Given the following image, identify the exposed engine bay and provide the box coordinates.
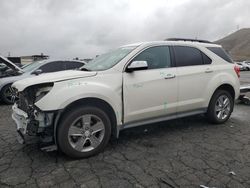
[0,69,21,78]
[12,83,57,150]
[0,55,23,78]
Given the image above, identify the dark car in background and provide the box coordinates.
[0,56,86,104]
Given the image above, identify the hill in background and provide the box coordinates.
[215,28,250,61]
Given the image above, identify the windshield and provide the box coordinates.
[82,46,137,71]
[22,60,45,72]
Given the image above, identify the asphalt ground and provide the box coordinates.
[0,71,249,188]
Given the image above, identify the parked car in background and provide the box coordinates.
[11,39,240,158]
[235,62,245,71]
[0,63,8,73]
[0,61,22,73]
[242,61,250,71]
[0,56,85,104]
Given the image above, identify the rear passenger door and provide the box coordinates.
[123,46,178,123]
[173,46,213,113]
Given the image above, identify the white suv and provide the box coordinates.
[12,39,240,158]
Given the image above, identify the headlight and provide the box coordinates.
[34,83,54,102]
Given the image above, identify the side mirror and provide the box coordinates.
[32,69,42,75]
[126,61,148,72]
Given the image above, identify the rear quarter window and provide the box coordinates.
[207,47,233,63]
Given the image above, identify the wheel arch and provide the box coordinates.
[213,84,235,99]
[54,97,118,145]
[208,83,235,108]
[0,82,12,93]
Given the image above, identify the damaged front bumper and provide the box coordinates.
[12,103,57,150]
[12,104,28,144]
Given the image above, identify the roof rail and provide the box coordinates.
[165,38,212,44]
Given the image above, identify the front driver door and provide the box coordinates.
[123,46,178,123]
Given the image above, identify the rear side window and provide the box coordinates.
[207,47,233,63]
[174,46,204,67]
[202,53,212,65]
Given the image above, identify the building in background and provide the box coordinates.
[83,58,92,63]
[73,57,92,63]
[20,53,49,65]
[5,53,49,65]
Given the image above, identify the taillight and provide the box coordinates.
[234,65,240,78]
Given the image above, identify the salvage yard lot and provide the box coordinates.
[0,72,250,188]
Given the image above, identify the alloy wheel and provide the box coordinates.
[215,95,231,120]
[68,114,105,152]
[3,86,16,104]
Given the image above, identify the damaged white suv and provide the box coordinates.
[12,39,240,158]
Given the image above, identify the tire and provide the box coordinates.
[206,90,234,124]
[0,84,15,105]
[57,106,111,158]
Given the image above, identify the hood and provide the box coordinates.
[12,70,97,91]
[0,55,23,72]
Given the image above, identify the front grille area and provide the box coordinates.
[17,92,29,113]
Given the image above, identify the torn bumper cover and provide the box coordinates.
[12,103,56,150]
[12,104,28,144]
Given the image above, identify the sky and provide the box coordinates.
[0,0,250,59]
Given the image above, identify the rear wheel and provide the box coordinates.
[206,90,233,124]
[57,106,111,158]
[0,84,15,104]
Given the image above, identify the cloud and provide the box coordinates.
[0,0,249,59]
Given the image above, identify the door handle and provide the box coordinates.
[164,74,176,79]
[205,68,213,73]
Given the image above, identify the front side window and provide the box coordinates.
[82,46,137,71]
[132,46,171,69]
[174,46,204,67]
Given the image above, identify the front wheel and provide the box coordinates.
[206,90,234,124]
[57,106,111,158]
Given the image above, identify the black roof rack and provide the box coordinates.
[165,38,212,44]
